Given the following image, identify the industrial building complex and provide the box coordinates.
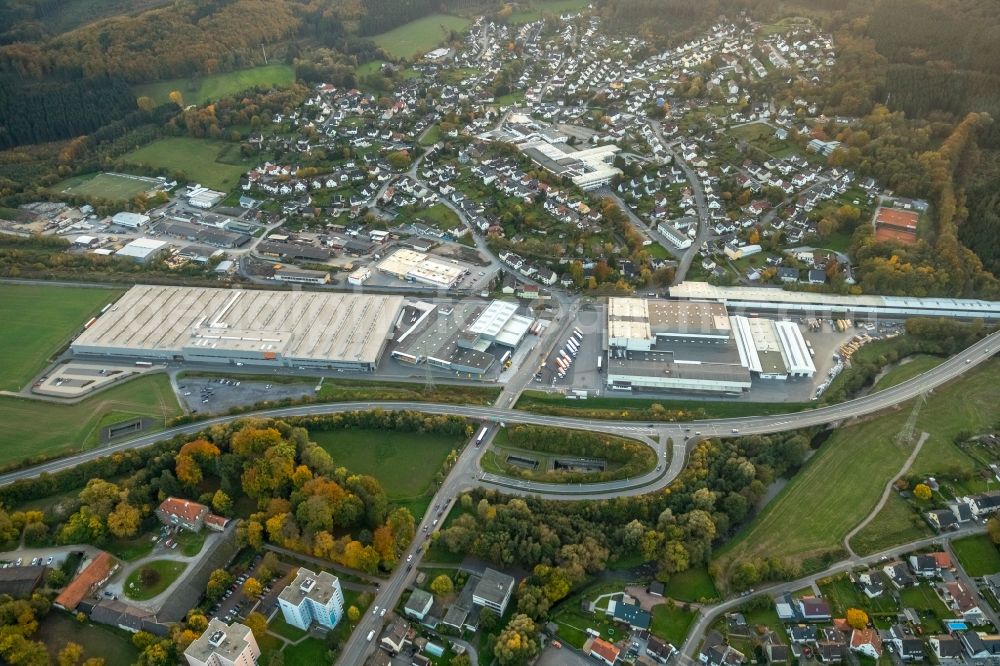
[71,285,403,371]
[391,299,537,377]
[669,282,1000,320]
[604,296,817,393]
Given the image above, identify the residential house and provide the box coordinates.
[958,630,1000,659]
[379,618,411,655]
[155,497,227,533]
[472,568,515,615]
[700,631,745,666]
[883,562,916,588]
[930,634,963,661]
[909,554,940,578]
[939,581,986,625]
[645,637,675,663]
[798,596,832,622]
[967,491,1000,518]
[857,572,885,598]
[588,637,620,665]
[609,599,651,630]
[888,624,924,661]
[927,509,958,530]
[850,627,882,659]
[404,589,433,622]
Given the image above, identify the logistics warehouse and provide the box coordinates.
[604,297,816,394]
[71,285,403,371]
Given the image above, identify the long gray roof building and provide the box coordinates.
[72,285,403,371]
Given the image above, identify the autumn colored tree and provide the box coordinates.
[988,516,1000,545]
[211,490,232,515]
[846,608,869,630]
[243,577,263,598]
[430,574,454,597]
[347,605,360,623]
[493,614,539,665]
[57,642,84,666]
[205,569,233,603]
[913,483,932,500]
[242,612,267,642]
[168,90,184,108]
[107,501,141,538]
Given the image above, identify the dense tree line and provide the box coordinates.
[0,75,136,150]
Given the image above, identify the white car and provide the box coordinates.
[406,554,413,563]
[379,608,387,617]
[372,605,379,615]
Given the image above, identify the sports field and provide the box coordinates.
[54,172,159,201]
[372,15,471,59]
[713,359,1000,584]
[121,137,252,191]
[0,284,122,391]
[133,64,296,106]
[309,428,463,500]
[0,374,181,470]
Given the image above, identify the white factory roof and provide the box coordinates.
[116,238,167,259]
[72,285,403,365]
[111,211,150,227]
[773,320,816,375]
[376,248,464,288]
[467,300,533,348]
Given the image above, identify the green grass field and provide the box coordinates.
[372,15,471,59]
[506,0,591,23]
[53,172,159,201]
[124,560,187,600]
[951,534,1000,576]
[651,604,698,645]
[133,64,296,106]
[268,614,308,641]
[0,284,122,391]
[849,493,931,556]
[121,137,253,191]
[873,355,945,391]
[309,428,463,501]
[0,374,181,470]
[36,612,140,666]
[666,567,719,602]
[714,359,1000,585]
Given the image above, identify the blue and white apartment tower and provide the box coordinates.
[277,567,345,630]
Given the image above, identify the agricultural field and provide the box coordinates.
[372,15,471,59]
[0,284,122,391]
[714,359,1000,584]
[951,534,1000,576]
[309,428,463,502]
[0,374,181,470]
[120,137,253,191]
[133,64,296,106]
[52,172,160,202]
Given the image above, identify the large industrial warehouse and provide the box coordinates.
[71,285,403,371]
[605,297,752,394]
[605,297,817,393]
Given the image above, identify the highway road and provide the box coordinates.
[2,330,997,492]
